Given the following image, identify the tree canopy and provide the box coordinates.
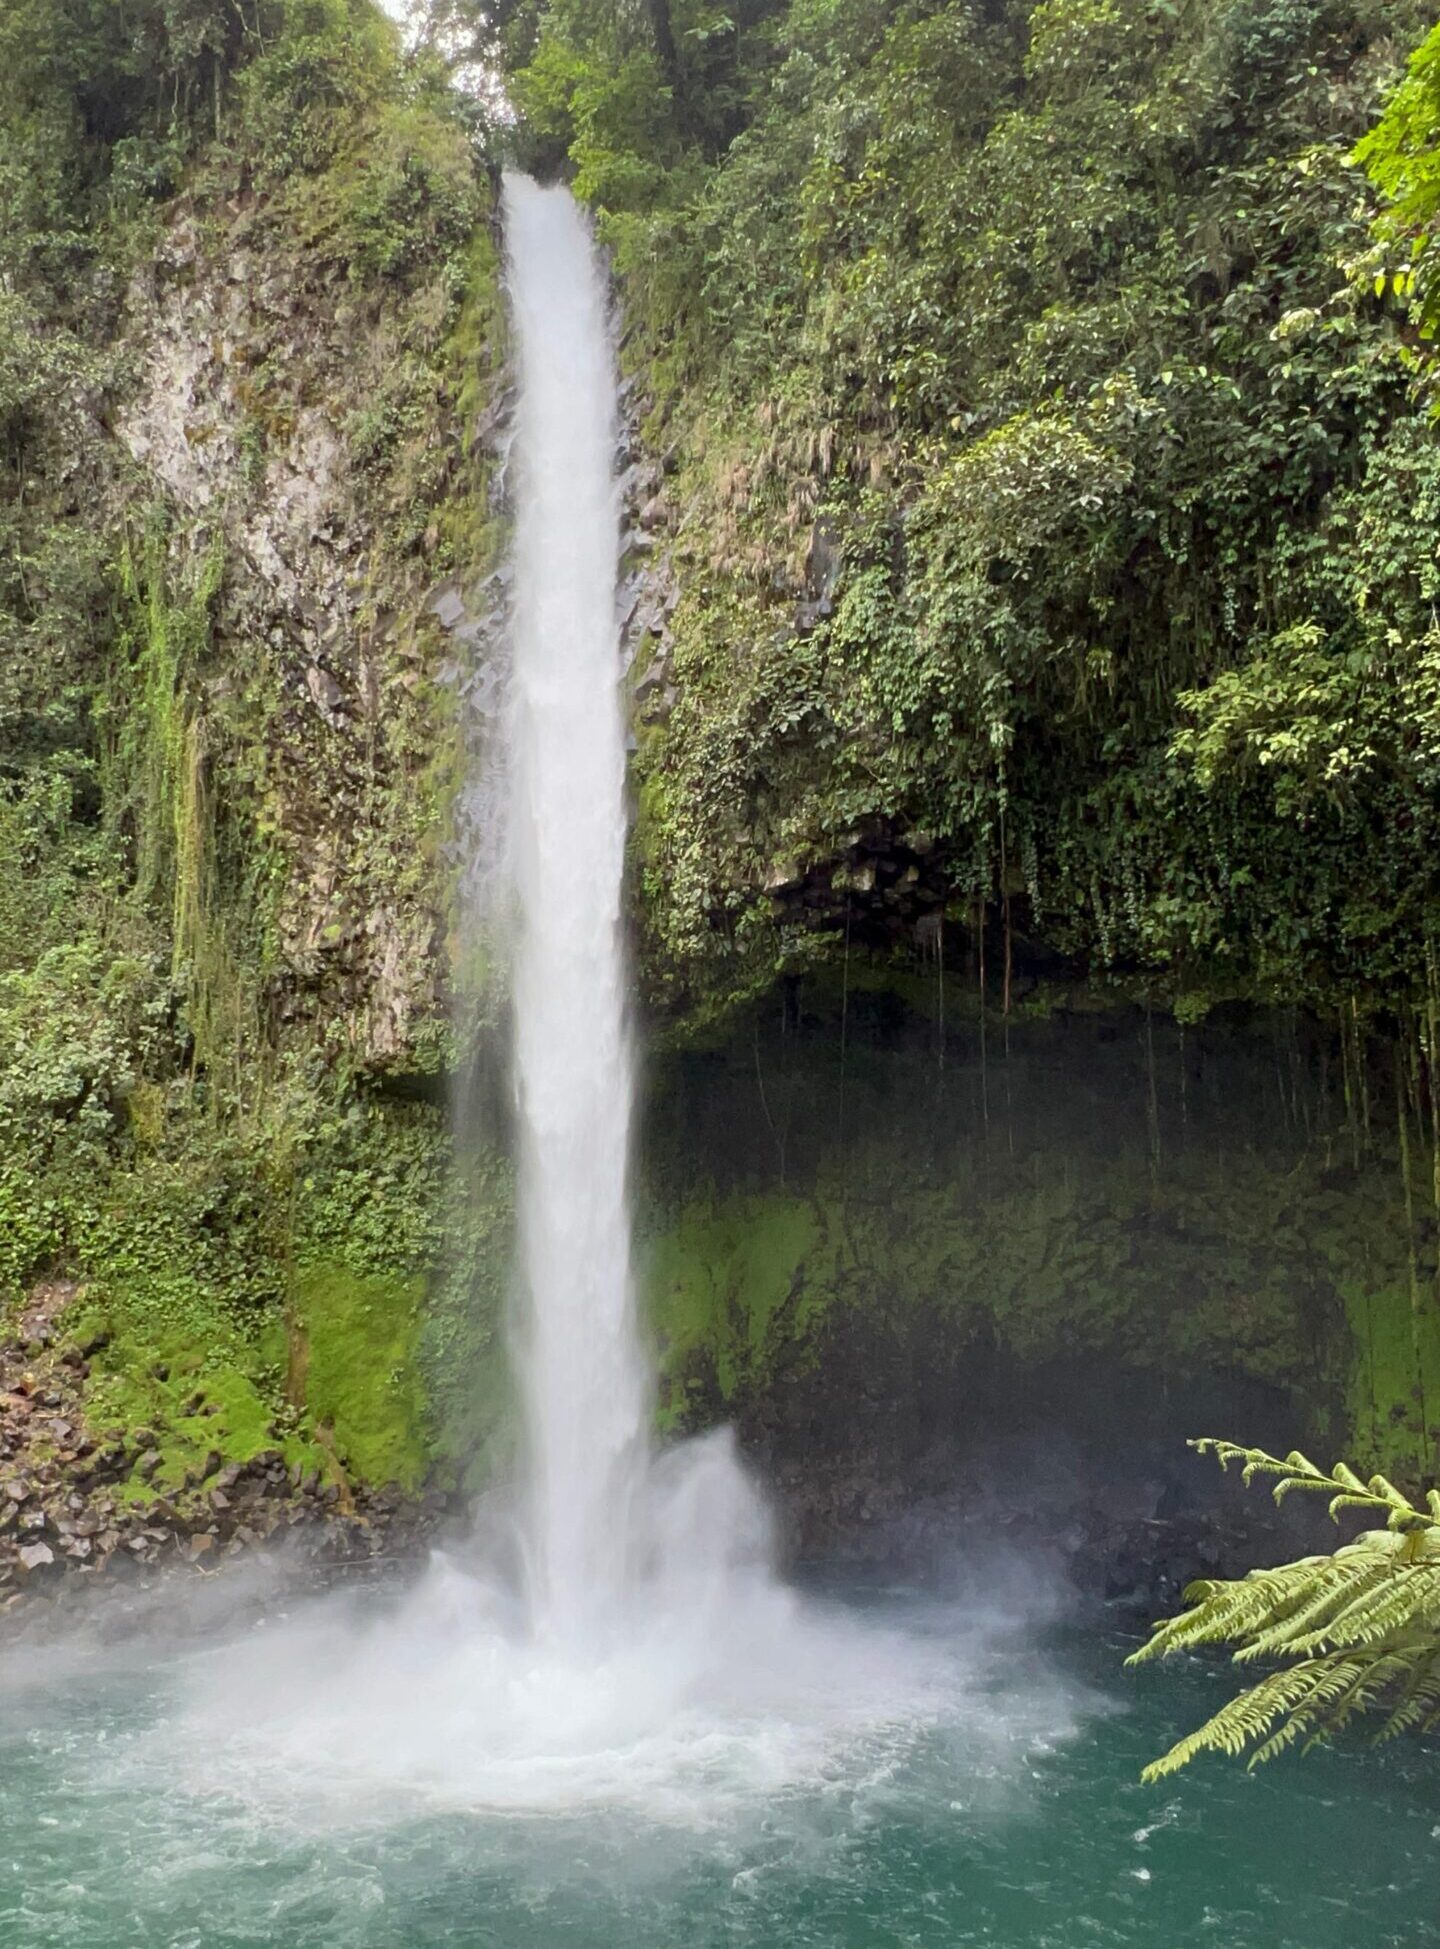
[1354,18,1440,342]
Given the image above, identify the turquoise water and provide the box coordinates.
[2,1586,1435,1949]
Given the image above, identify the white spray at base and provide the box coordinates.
[143,177,1082,1825]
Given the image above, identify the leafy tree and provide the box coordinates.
[1131,1440,1440,1777]
[506,0,787,180]
[1354,20,1440,339]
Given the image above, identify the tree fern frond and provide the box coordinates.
[1185,1439,1437,1527]
[1284,1565,1440,1658]
[1142,1648,1428,1782]
[1377,1649,1440,1740]
[1246,1655,1375,1767]
[1130,1560,1328,1664]
[1237,1556,1399,1661]
[1129,1548,1399,1668]
[1141,1662,1336,1781]
[1136,1438,1440,1777]
[1305,1651,1413,1746]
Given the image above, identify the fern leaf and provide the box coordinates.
[1141,1663,1330,1781]
[1368,1474,1410,1509]
[1238,1557,1397,1661]
[1135,1436,1440,1777]
[1285,1566,1440,1658]
[1377,1649,1440,1740]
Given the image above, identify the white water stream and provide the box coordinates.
[504,172,778,1651]
[505,173,653,1639]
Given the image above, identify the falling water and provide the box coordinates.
[505,173,647,1635]
[501,176,813,1659]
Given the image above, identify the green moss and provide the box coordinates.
[1336,1267,1440,1482]
[0,0,515,1507]
[67,1294,313,1498]
[641,1159,1354,1438]
[643,1192,827,1416]
[417,1143,515,1489]
[294,1263,429,1489]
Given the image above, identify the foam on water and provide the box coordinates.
[7,1621,1434,1949]
[148,1557,1074,1829]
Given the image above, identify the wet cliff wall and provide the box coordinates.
[0,1,509,1506]
[640,981,1440,1532]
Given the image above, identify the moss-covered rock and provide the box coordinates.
[638,977,1440,1487]
[292,1264,429,1488]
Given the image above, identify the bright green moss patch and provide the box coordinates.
[1338,1270,1440,1484]
[294,1264,429,1490]
[642,1158,1357,1444]
[643,1193,827,1416]
[64,1290,324,1498]
[416,1143,516,1492]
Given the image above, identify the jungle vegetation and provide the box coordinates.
[0,0,505,1493]
[481,0,1440,1032]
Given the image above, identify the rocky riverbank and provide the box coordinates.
[0,1286,447,1624]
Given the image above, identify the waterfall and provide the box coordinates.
[163,178,963,1821]
[497,174,778,1651]
[504,175,647,1637]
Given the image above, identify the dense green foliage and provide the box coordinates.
[1132,1439,1440,1775]
[1354,19,1440,342]
[496,0,1440,1027]
[0,0,504,1491]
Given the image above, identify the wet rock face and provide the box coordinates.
[109,194,478,1071]
[760,817,965,952]
[618,389,681,731]
[0,1284,449,1625]
[119,218,361,637]
[761,1435,1340,1633]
